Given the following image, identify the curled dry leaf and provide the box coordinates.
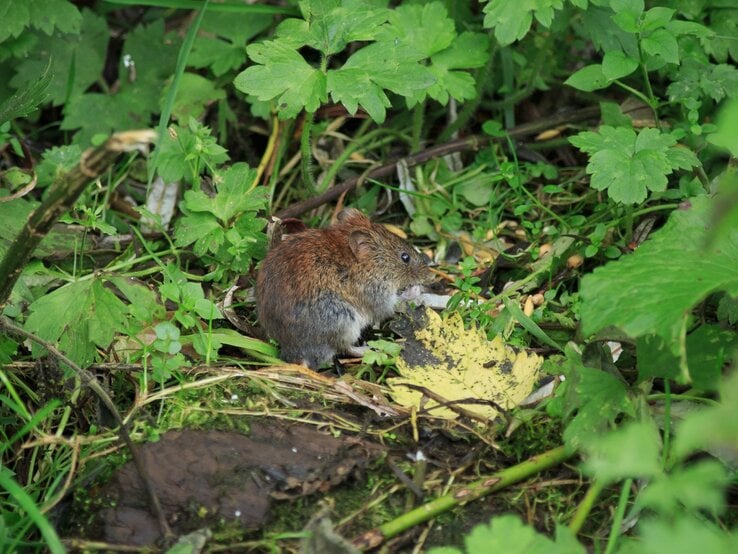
[387,306,542,422]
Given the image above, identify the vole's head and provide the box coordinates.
[337,208,434,291]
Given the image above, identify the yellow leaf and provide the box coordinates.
[387,307,542,422]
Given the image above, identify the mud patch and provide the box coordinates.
[99,422,383,546]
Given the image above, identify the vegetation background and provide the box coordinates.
[0,0,736,552]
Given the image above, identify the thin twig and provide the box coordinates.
[275,106,601,219]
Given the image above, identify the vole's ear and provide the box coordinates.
[337,208,370,227]
[348,229,373,260]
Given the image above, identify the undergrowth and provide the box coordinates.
[0,0,737,552]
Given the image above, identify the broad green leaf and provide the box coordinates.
[673,371,738,462]
[625,517,738,554]
[640,7,674,33]
[483,0,565,46]
[235,40,326,118]
[0,0,81,42]
[190,10,272,75]
[60,93,141,144]
[638,460,729,516]
[420,31,489,105]
[602,50,638,81]
[166,73,226,122]
[610,0,644,19]
[708,99,738,157]
[462,515,584,554]
[291,0,389,55]
[60,19,180,144]
[182,163,264,223]
[34,145,82,188]
[641,28,679,64]
[174,212,224,254]
[580,196,738,352]
[11,9,108,106]
[703,9,738,63]
[547,346,634,448]
[564,64,609,92]
[569,126,699,204]
[25,278,128,367]
[582,421,663,483]
[327,42,434,122]
[379,1,456,57]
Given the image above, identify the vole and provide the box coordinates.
[256,208,433,369]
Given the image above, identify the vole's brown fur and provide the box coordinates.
[256,209,432,369]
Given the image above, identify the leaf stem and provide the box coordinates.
[604,477,633,554]
[661,378,672,469]
[301,110,317,192]
[411,101,425,154]
[569,478,604,534]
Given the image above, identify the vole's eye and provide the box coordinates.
[401,252,411,263]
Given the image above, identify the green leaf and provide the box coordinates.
[569,126,699,204]
[673,371,738,462]
[0,0,81,42]
[548,346,634,449]
[421,32,489,105]
[379,2,456,58]
[638,460,729,516]
[564,64,609,92]
[155,120,229,184]
[327,41,434,122]
[190,10,272,76]
[0,60,51,124]
[181,163,264,223]
[289,0,390,55]
[602,51,638,81]
[25,278,128,367]
[36,144,82,187]
[234,40,326,118]
[641,28,679,64]
[483,0,565,46]
[458,514,585,554]
[11,8,108,106]
[582,421,663,484]
[708,99,738,157]
[580,196,738,353]
[174,212,223,254]
[640,7,674,33]
[625,516,738,554]
[166,72,226,122]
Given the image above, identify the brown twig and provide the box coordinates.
[275,106,601,220]
[0,316,174,541]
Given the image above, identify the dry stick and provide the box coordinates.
[0,316,174,540]
[275,106,601,220]
[0,129,157,307]
[352,445,573,550]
